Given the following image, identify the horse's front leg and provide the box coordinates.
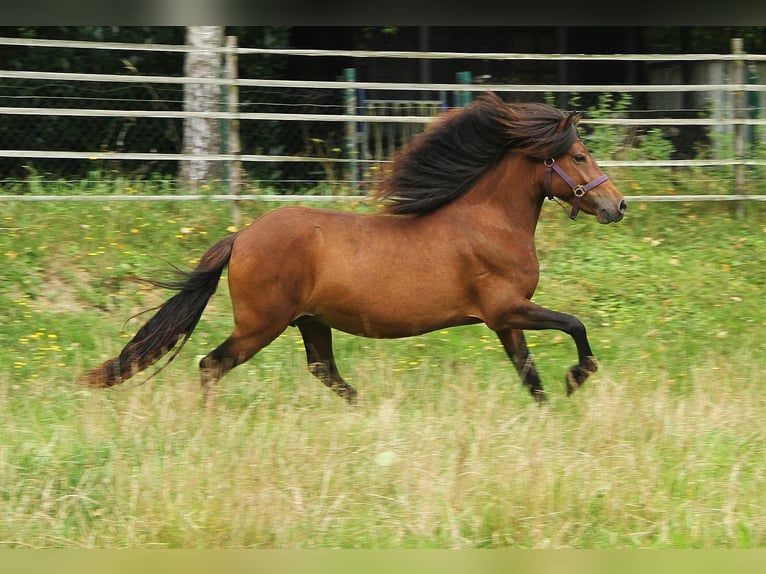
[495,328,547,403]
[490,301,598,397]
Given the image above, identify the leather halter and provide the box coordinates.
[543,158,609,220]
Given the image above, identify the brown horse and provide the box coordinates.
[80,91,626,404]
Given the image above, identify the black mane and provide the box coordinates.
[374,91,581,215]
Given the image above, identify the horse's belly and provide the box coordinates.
[305,289,479,339]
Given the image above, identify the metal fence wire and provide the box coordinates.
[0,81,345,188]
[0,78,181,180]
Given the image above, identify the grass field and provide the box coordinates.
[1,192,765,548]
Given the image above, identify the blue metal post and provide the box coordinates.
[455,71,473,107]
[344,68,358,191]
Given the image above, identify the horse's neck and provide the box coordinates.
[455,154,544,235]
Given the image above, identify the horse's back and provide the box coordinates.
[230,205,369,268]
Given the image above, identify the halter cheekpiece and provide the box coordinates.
[543,158,609,220]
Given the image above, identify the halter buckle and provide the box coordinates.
[543,158,609,220]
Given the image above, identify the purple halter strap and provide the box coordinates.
[543,158,609,220]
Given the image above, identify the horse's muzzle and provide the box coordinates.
[598,199,627,223]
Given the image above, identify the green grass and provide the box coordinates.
[1,192,765,548]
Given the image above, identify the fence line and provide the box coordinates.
[3,69,766,95]
[3,106,766,127]
[5,149,766,168]
[1,36,765,205]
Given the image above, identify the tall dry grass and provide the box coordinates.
[1,347,764,548]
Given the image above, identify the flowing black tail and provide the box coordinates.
[79,233,238,387]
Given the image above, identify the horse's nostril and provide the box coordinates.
[619,200,627,214]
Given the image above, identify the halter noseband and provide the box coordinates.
[543,158,609,220]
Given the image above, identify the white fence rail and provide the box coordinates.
[1,35,765,204]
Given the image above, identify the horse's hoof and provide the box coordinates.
[566,357,598,395]
[346,391,359,407]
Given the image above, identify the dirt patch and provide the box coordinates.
[35,265,91,313]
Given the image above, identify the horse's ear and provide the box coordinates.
[558,111,583,132]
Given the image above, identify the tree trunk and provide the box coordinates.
[180,26,224,189]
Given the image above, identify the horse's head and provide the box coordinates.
[542,138,627,224]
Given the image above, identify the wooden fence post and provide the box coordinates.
[225,35,241,228]
[732,37,745,216]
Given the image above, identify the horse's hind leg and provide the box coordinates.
[199,324,286,405]
[295,317,357,405]
[496,328,547,403]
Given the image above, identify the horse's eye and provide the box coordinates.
[573,154,586,163]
